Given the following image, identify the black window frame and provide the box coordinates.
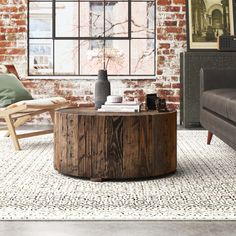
[28,0,156,77]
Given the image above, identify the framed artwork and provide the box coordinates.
[186,0,235,50]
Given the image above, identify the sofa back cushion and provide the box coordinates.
[0,73,33,107]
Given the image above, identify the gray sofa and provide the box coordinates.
[200,68,236,150]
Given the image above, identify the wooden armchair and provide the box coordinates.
[0,65,72,150]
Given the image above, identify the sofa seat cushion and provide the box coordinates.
[202,88,236,123]
[5,97,68,110]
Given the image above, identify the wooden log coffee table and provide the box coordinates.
[54,108,177,181]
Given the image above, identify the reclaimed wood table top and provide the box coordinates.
[56,107,177,117]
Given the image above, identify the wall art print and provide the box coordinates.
[187,0,235,50]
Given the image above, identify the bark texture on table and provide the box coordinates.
[54,110,177,180]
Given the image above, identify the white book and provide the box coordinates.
[104,101,141,106]
[98,107,140,112]
[101,104,140,110]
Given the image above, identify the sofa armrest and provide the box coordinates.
[200,68,236,93]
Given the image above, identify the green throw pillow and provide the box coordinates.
[0,73,33,107]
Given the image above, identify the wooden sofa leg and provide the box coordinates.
[5,116,21,151]
[4,115,31,137]
[207,131,213,145]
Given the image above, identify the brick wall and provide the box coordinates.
[0,0,186,124]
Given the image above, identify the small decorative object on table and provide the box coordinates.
[95,69,111,109]
[106,95,122,103]
[146,93,168,112]
[156,98,168,112]
[146,93,158,110]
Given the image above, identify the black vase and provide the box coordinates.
[95,70,111,109]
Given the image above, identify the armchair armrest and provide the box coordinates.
[200,68,236,93]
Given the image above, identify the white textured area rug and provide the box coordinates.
[0,131,235,220]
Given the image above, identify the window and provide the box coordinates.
[147,2,155,49]
[89,2,114,50]
[30,41,53,73]
[89,3,104,50]
[28,0,156,76]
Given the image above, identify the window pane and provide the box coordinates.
[29,2,52,38]
[80,40,104,75]
[132,2,155,38]
[29,39,53,75]
[105,40,129,75]
[105,2,128,37]
[80,2,104,38]
[131,39,154,75]
[55,40,79,75]
[56,2,79,37]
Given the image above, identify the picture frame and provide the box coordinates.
[186,0,235,50]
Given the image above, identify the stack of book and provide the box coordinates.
[98,101,141,112]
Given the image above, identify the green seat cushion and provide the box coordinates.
[0,73,33,107]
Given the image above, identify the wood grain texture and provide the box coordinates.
[106,116,123,178]
[122,116,140,178]
[91,115,106,179]
[54,108,177,180]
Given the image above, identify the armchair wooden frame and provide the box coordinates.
[0,65,70,150]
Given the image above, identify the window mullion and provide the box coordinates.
[129,0,131,75]
[103,0,106,70]
[128,0,131,39]
[27,0,30,76]
[78,0,80,75]
[52,0,56,75]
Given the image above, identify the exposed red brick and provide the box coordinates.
[8,48,25,55]
[157,89,175,97]
[164,21,177,26]
[22,81,38,89]
[173,0,185,4]
[175,34,186,41]
[167,103,179,111]
[1,6,18,12]
[11,14,26,19]
[163,6,181,12]
[172,83,181,89]
[163,49,170,54]
[157,0,171,5]
[167,96,180,102]
[0,35,6,40]
[175,14,185,20]
[159,43,170,49]
[171,76,179,82]
[0,0,8,4]
[0,28,18,33]
[165,27,182,34]
[0,41,15,47]
[155,83,171,88]
[14,20,26,25]
[0,49,8,54]
[179,20,186,27]
[0,56,5,62]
